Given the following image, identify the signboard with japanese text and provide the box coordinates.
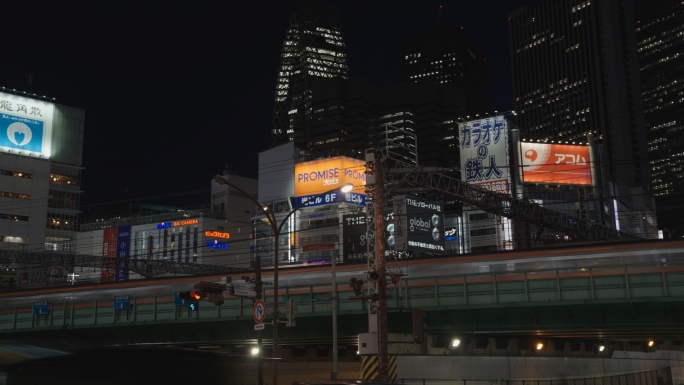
[392,195,445,254]
[342,211,394,263]
[115,226,131,282]
[520,143,591,185]
[113,295,130,310]
[0,91,54,158]
[294,156,366,207]
[302,243,335,253]
[101,227,118,282]
[33,301,50,315]
[459,116,510,194]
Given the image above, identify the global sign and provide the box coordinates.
[392,195,445,254]
[0,92,54,158]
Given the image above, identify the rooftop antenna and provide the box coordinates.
[25,73,33,93]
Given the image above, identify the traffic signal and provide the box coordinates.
[350,278,364,296]
[178,291,199,311]
[193,281,227,306]
[412,308,427,344]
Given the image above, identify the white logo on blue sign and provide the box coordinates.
[0,114,43,153]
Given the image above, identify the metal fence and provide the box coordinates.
[2,261,684,332]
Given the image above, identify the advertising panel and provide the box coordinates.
[101,227,118,282]
[342,212,394,263]
[0,91,54,157]
[520,143,591,185]
[459,116,510,194]
[115,226,131,282]
[392,195,445,254]
[294,156,366,207]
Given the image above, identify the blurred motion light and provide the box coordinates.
[452,339,461,347]
[599,345,605,352]
[536,343,544,350]
[251,347,259,355]
[648,341,654,347]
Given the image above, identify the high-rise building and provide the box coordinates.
[400,12,487,116]
[309,77,467,169]
[636,0,684,236]
[272,0,348,152]
[509,0,649,188]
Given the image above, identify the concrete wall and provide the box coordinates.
[397,350,684,383]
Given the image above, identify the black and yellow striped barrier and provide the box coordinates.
[362,355,397,383]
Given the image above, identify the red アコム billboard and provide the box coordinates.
[520,143,591,185]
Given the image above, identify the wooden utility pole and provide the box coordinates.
[374,155,389,382]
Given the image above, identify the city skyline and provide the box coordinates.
[0,0,649,216]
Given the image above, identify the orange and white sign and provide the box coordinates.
[521,143,591,185]
[294,156,366,196]
[173,219,199,226]
[205,230,230,239]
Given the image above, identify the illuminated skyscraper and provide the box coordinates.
[400,9,487,116]
[509,0,649,188]
[636,0,684,236]
[272,0,348,152]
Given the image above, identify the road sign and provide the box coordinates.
[253,299,266,324]
[254,323,265,330]
[32,301,49,315]
[113,295,130,310]
[234,283,255,297]
[188,302,197,311]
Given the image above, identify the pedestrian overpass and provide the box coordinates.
[2,260,684,345]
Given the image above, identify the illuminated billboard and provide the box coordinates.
[294,156,366,207]
[0,91,53,158]
[459,116,510,194]
[520,143,591,185]
[392,195,445,254]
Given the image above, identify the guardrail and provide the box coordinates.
[1,262,684,332]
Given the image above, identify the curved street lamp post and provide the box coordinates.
[213,175,353,385]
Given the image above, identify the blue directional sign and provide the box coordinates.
[113,295,130,310]
[32,301,50,315]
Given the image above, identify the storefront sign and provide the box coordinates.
[174,219,199,226]
[302,243,335,253]
[207,240,228,250]
[205,230,230,239]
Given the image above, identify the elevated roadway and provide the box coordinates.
[1,239,682,306]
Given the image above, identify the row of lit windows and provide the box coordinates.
[0,191,30,200]
[0,214,28,222]
[571,1,591,13]
[0,169,31,179]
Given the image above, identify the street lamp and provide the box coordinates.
[213,175,353,385]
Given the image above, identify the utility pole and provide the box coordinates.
[374,154,389,382]
[255,256,264,385]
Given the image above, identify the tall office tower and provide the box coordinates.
[400,8,487,115]
[309,77,467,168]
[636,0,684,236]
[272,0,349,152]
[509,0,649,188]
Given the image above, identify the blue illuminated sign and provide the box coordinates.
[445,236,458,241]
[116,225,131,282]
[207,240,228,250]
[295,192,366,208]
[0,113,44,153]
[156,222,171,229]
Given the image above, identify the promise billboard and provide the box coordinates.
[294,156,366,207]
[520,143,591,185]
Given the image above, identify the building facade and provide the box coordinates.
[271,0,348,152]
[0,90,84,251]
[400,23,487,116]
[509,0,649,188]
[636,0,684,237]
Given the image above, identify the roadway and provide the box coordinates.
[0,239,681,307]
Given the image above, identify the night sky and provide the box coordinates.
[0,0,647,219]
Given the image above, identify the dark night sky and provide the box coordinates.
[0,0,647,218]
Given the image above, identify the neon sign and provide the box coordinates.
[173,219,198,226]
[205,230,230,239]
[207,240,228,250]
